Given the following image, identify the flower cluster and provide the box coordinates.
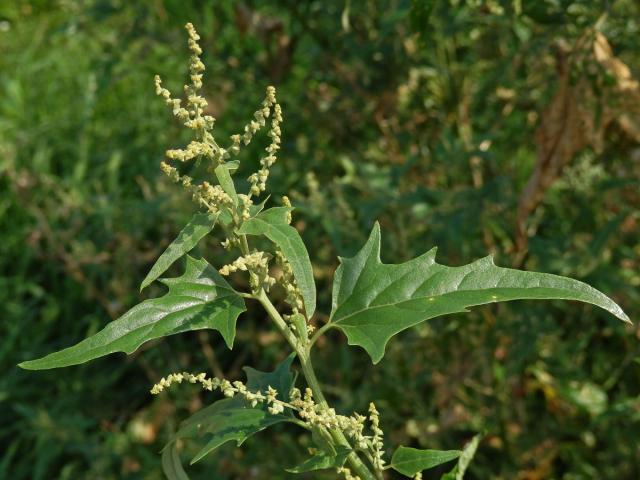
[337,466,361,480]
[155,23,288,294]
[247,88,282,196]
[368,402,385,470]
[154,23,217,148]
[155,23,233,213]
[151,372,387,477]
[150,371,289,415]
[219,251,275,293]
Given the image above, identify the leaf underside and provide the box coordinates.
[238,207,316,316]
[390,447,461,476]
[330,223,630,363]
[140,212,219,291]
[20,256,245,370]
[165,354,296,466]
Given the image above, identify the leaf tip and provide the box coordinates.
[603,299,631,324]
[369,347,386,365]
[371,221,382,240]
[366,221,383,260]
[18,358,53,370]
[222,333,235,350]
[425,246,438,261]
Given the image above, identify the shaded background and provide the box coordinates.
[1,1,639,478]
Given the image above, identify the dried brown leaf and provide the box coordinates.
[514,31,640,264]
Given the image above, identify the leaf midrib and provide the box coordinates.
[331,280,590,328]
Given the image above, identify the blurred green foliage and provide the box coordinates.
[1,0,639,478]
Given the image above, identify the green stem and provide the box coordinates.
[309,321,333,348]
[240,234,250,255]
[257,289,301,353]
[256,290,378,480]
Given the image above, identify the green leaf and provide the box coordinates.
[19,256,245,370]
[161,443,190,480]
[214,163,238,206]
[286,446,352,473]
[140,212,219,291]
[243,352,297,396]
[238,207,316,316]
[441,435,481,480]
[168,354,297,465]
[390,447,461,476]
[248,195,270,217]
[330,223,630,363]
[188,407,284,464]
[311,426,337,456]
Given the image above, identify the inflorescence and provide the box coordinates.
[154,23,311,335]
[151,371,387,479]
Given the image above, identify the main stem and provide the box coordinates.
[256,290,378,480]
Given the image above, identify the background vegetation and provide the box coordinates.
[1,1,638,478]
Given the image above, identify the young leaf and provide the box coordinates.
[441,435,481,480]
[330,223,630,363]
[140,212,219,291]
[19,256,245,370]
[285,446,352,473]
[214,163,238,206]
[390,447,461,476]
[238,207,316,316]
[162,443,190,480]
[167,354,297,465]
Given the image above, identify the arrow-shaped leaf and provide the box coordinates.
[390,447,461,476]
[140,212,219,291]
[238,207,316,317]
[330,223,630,363]
[167,354,297,465]
[19,256,245,370]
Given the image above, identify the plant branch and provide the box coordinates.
[256,290,378,480]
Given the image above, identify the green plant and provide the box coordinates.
[19,23,630,480]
